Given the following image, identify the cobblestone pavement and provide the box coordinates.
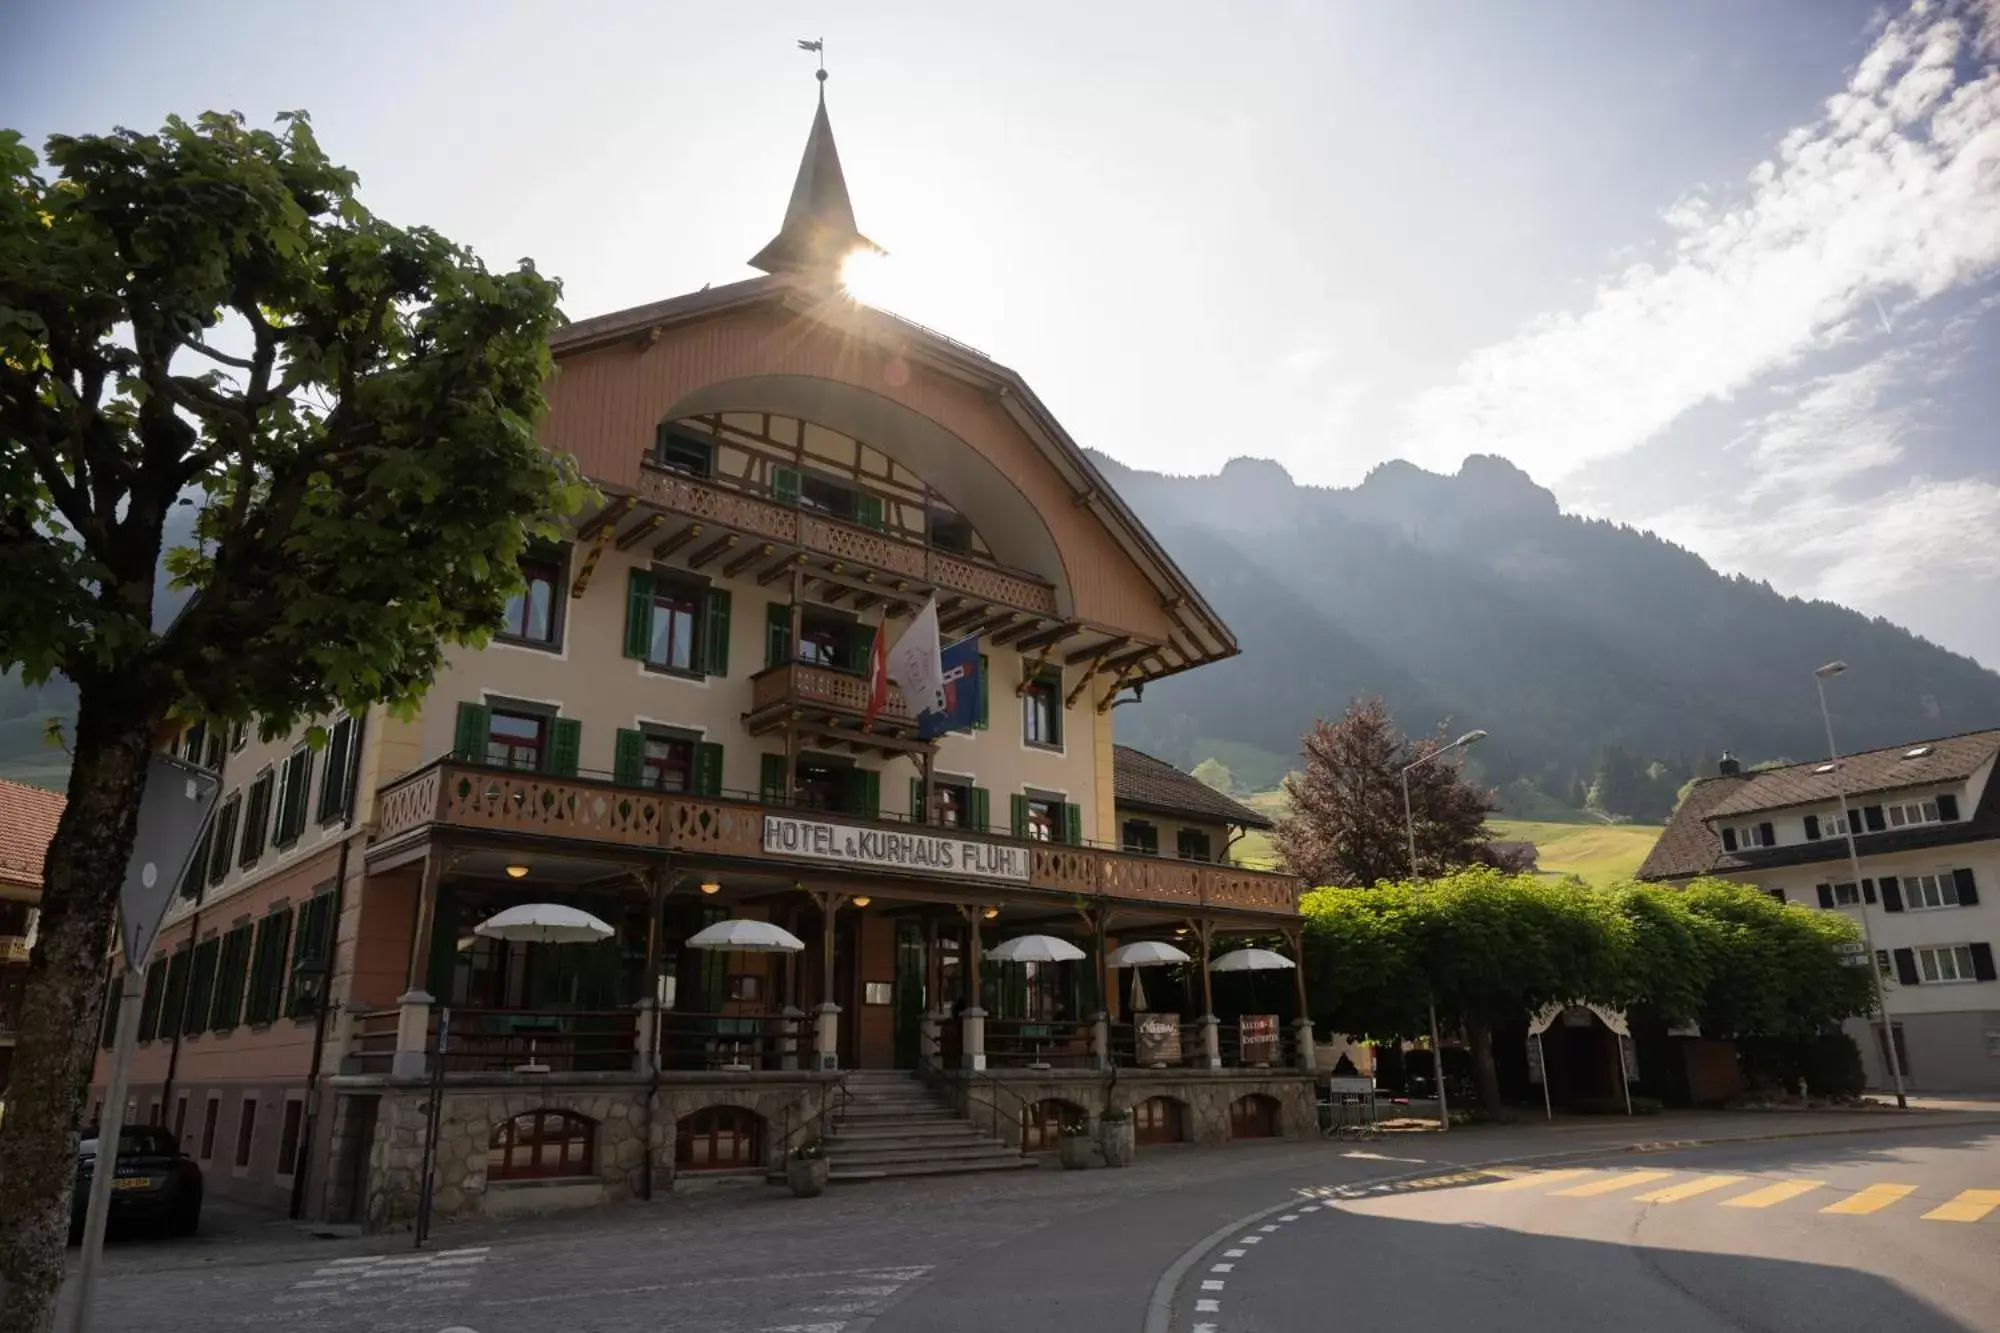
[55,1109,2000,1333]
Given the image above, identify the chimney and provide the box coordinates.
[1717,751,1741,777]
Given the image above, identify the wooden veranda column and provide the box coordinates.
[1285,925,1317,1072]
[1192,918,1215,1016]
[403,852,445,995]
[808,888,843,1070]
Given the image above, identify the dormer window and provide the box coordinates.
[1902,745,1934,759]
[1884,799,1940,829]
[1813,763,1838,774]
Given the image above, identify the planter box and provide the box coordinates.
[786,1156,830,1197]
[1098,1119,1135,1168]
[1058,1135,1094,1170]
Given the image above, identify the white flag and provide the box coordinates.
[887,597,947,716]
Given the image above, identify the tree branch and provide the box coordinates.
[174,333,259,372]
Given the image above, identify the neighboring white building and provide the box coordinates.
[1639,730,2000,1094]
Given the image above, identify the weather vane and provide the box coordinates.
[798,36,826,83]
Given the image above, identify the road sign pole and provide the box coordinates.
[70,958,145,1333]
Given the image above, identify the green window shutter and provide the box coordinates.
[1010,793,1028,838]
[613,728,646,786]
[212,926,250,1031]
[179,826,211,901]
[160,949,190,1039]
[910,777,926,824]
[277,750,312,844]
[844,622,875,675]
[693,742,725,797]
[772,466,801,506]
[287,896,335,1018]
[624,568,655,660]
[974,654,990,730]
[1065,803,1083,846]
[317,717,354,824]
[856,493,884,530]
[548,717,582,777]
[970,787,990,833]
[136,964,167,1042]
[703,587,732,677]
[453,701,491,762]
[854,769,880,819]
[100,975,123,1049]
[213,794,242,881]
[185,938,219,1036]
[760,753,789,803]
[765,602,792,669]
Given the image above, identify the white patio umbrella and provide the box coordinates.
[1106,939,1193,1013]
[684,919,807,953]
[984,934,1087,964]
[474,903,616,945]
[1209,947,1296,973]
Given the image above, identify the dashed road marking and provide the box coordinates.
[1210,1263,1233,1273]
[1477,1168,1593,1192]
[1195,1298,1220,1312]
[1721,1180,1825,1209]
[1555,1170,1675,1198]
[1200,1279,1225,1291]
[1822,1183,1917,1216]
[1634,1174,1745,1203]
[1922,1189,2000,1223]
[1223,1248,1246,1257]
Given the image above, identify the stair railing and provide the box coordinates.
[779,1072,853,1161]
[913,1046,1031,1158]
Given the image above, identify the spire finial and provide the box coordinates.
[798,36,826,89]
[749,43,883,276]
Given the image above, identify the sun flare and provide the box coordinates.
[838,246,893,307]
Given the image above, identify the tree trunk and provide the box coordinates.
[0,683,155,1332]
[1465,1012,1504,1114]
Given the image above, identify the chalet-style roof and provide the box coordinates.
[1113,747,1272,829]
[1634,772,1754,882]
[748,85,880,275]
[1700,729,2000,821]
[0,777,64,896]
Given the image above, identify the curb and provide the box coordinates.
[1141,1114,2000,1333]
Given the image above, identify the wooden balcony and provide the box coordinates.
[372,761,1301,919]
[749,662,914,727]
[623,463,1061,618]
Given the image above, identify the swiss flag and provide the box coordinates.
[862,620,889,726]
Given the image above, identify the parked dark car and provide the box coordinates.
[71,1126,202,1239]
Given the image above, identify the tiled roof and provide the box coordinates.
[1112,747,1273,829]
[1635,774,1754,882]
[0,777,64,894]
[1699,729,2000,820]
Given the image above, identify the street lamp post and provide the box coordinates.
[1401,728,1488,1134]
[1813,662,1908,1109]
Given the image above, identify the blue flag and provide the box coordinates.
[919,637,981,738]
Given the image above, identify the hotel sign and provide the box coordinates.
[763,814,1032,883]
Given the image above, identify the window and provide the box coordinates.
[276,1099,305,1180]
[179,824,212,901]
[199,1097,220,1160]
[655,426,714,478]
[1885,799,1940,829]
[244,907,294,1026]
[183,938,218,1037]
[797,607,863,671]
[136,963,168,1042]
[210,789,243,882]
[1735,823,1774,849]
[159,948,191,1041]
[1122,820,1159,855]
[273,745,312,847]
[646,579,703,673]
[239,771,273,868]
[641,735,695,793]
[499,555,563,647]
[1831,881,1862,907]
[286,893,336,1019]
[180,722,207,766]
[486,711,548,770]
[1876,949,1893,980]
[317,715,357,825]
[1019,1098,1085,1152]
[1022,673,1062,748]
[863,981,893,1005]
[1916,944,1977,984]
[1229,1094,1281,1139]
[797,471,859,523]
[1026,796,1062,843]
[210,924,252,1031]
[230,721,248,753]
[1177,828,1213,862]
[234,1097,257,1168]
[1135,1096,1186,1146]
[936,781,972,829]
[491,1109,598,1180]
[929,508,975,555]
[675,1106,762,1171]
[1906,872,1962,910]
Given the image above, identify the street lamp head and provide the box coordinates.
[1453,729,1489,748]
[1815,661,1848,679]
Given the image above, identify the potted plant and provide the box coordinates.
[786,1140,830,1197]
[1057,1116,1094,1170]
[1097,1106,1135,1168]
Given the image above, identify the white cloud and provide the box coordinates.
[1395,0,2000,482]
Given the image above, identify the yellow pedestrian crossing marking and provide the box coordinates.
[1476,1168,1594,1191]
[1719,1180,1826,1209]
[1634,1174,1746,1203]
[1554,1170,1676,1197]
[1822,1183,1917,1215]
[1921,1189,2000,1223]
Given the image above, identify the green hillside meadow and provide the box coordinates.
[1231,788,1663,887]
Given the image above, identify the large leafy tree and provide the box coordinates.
[0,112,582,1327]
[1276,698,1496,889]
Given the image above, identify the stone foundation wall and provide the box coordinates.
[957,1070,1315,1147]
[339,1072,833,1232]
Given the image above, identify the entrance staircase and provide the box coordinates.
[807,1070,1038,1182]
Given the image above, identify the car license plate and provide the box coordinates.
[111,1177,153,1191]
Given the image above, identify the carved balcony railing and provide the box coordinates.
[369,761,1301,917]
[634,463,1059,616]
[749,662,913,725]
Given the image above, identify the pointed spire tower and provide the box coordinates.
[749,65,882,277]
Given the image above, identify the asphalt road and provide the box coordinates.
[1161,1124,2000,1333]
[52,1114,2000,1333]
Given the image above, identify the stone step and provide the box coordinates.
[836,1105,960,1121]
[829,1156,1040,1182]
[825,1120,991,1142]
[824,1142,1022,1168]
[822,1133,997,1155]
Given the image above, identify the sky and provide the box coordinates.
[8,0,1999,667]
